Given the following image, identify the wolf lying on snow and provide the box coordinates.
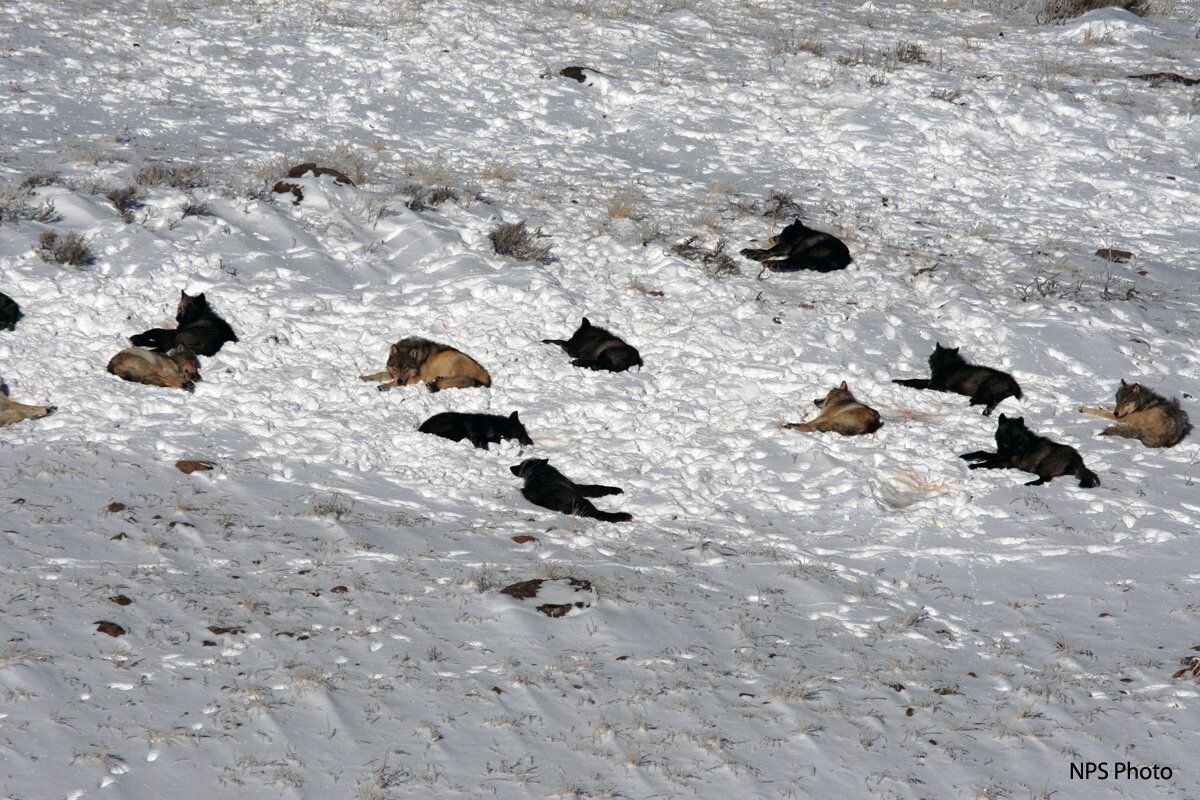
[0,389,55,427]
[960,414,1099,488]
[740,219,852,274]
[361,337,492,392]
[107,346,201,392]
[1080,380,1189,448]
[510,459,631,523]
[130,290,238,357]
[0,292,21,331]
[543,317,642,373]
[893,343,1022,416]
[785,381,882,436]
[419,411,533,450]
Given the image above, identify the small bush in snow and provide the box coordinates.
[489,220,553,262]
[672,236,740,278]
[106,185,142,223]
[1038,0,1145,22]
[38,230,94,266]
[19,173,57,191]
[136,162,206,189]
[761,190,803,219]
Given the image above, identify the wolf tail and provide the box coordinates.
[129,329,176,352]
[588,510,633,523]
[1076,467,1100,489]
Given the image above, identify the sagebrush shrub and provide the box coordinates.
[489,220,553,262]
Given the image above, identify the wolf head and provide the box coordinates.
[1114,379,1149,418]
[386,337,438,382]
[176,290,213,324]
[167,345,201,382]
[814,380,852,408]
[510,458,549,478]
[929,342,965,370]
[995,414,1034,452]
[504,411,535,446]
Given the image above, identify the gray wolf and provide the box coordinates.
[1080,380,1188,448]
[740,219,852,273]
[107,345,200,392]
[785,381,882,436]
[893,343,1022,415]
[960,414,1099,488]
[510,458,632,523]
[542,317,642,373]
[0,389,55,427]
[360,337,491,392]
[419,411,533,450]
[130,290,238,357]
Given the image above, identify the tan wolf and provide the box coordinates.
[785,381,882,436]
[1080,380,1189,448]
[0,390,55,427]
[360,336,491,392]
[107,345,200,391]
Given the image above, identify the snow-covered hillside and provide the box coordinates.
[2,1,1199,797]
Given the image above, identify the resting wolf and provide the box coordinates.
[360,337,491,392]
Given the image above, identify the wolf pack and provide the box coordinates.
[0,212,1190,523]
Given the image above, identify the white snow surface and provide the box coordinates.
[2,1,1200,798]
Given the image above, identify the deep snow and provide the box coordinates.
[2,1,1199,798]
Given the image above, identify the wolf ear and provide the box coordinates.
[998,413,1008,421]
[581,317,591,327]
[509,411,520,422]
[1120,379,1128,387]
[839,380,848,390]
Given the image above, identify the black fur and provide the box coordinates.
[510,458,632,523]
[542,317,642,373]
[739,219,852,273]
[418,411,533,450]
[960,414,1099,488]
[130,290,238,357]
[0,292,21,332]
[893,343,1022,415]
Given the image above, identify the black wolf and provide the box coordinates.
[740,219,852,273]
[510,458,632,523]
[130,290,238,357]
[960,414,1099,488]
[0,292,21,331]
[419,411,533,450]
[893,343,1022,415]
[542,317,642,373]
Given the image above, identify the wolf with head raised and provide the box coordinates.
[360,337,491,392]
[893,343,1022,416]
[1080,380,1189,448]
[130,290,238,357]
[960,414,1099,488]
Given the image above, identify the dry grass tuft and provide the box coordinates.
[490,220,553,262]
[38,230,95,266]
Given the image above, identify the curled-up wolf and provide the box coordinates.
[740,219,852,274]
[361,337,491,392]
[542,317,642,373]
